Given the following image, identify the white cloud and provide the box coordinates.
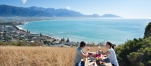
[21,0,27,4]
[78,10,81,12]
[66,6,70,10]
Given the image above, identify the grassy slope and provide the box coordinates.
[0,46,107,66]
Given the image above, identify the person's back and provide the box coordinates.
[108,48,119,66]
[74,47,82,65]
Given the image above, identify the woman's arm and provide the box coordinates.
[102,51,110,55]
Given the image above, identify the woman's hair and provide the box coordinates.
[80,41,86,47]
[106,42,116,49]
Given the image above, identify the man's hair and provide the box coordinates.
[80,41,86,47]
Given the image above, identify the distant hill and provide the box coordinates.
[0,5,85,17]
[0,5,122,18]
[100,14,121,18]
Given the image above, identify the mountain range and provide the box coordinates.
[100,14,121,18]
[0,4,121,18]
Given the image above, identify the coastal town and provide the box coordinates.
[0,17,104,47]
[0,21,80,47]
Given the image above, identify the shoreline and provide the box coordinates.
[16,23,102,45]
[15,18,149,45]
[16,25,61,40]
[15,20,116,45]
[15,23,82,46]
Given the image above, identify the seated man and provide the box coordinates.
[74,41,90,66]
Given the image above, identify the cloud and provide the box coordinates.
[66,6,70,10]
[21,0,27,4]
[78,10,81,12]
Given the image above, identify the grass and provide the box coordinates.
[0,46,107,66]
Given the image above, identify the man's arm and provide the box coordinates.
[81,50,89,58]
[81,47,90,58]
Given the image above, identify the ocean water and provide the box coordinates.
[18,18,151,45]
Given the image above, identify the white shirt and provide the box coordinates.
[108,48,119,66]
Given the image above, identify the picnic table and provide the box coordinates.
[84,52,112,66]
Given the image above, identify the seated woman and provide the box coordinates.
[102,42,119,66]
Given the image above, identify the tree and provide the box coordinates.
[61,38,65,42]
[40,33,42,37]
[144,22,151,38]
[66,38,69,43]
[115,22,151,66]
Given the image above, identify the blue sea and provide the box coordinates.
[18,18,151,45]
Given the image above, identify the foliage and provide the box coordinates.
[66,38,70,43]
[61,38,65,42]
[115,38,151,66]
[0,41,8,46]
[144,22,151,38]
[115,22,151,66]
[0,41,42,46]
[29,42,43,46]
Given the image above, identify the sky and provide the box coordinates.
[0,0,151,18]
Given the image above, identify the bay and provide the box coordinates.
[18,18,151,45]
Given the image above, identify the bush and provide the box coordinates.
[29,42,43,46]
[0,41,8,46]
[0,41,43,46]
[10,41,19,46]
[115,38,151,66]
[115,22,151,66]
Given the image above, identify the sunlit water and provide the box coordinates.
[18,18,151,45]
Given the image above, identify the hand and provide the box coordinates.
[99,57,102,60]
[87,47,90,51]
[100,61,104,64]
